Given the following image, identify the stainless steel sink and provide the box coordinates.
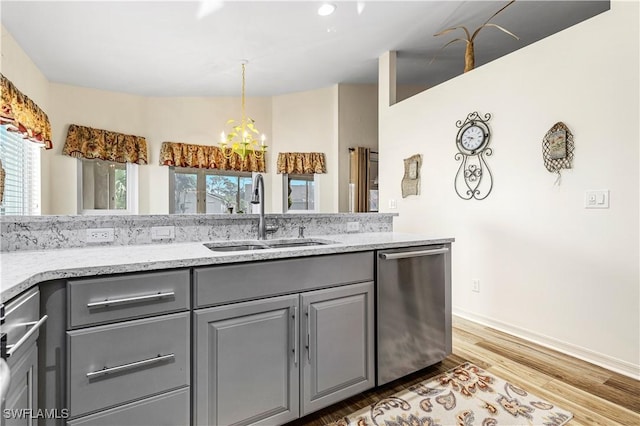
[203,242,268,252]
[204,238,337,252]
[266,238,336,248]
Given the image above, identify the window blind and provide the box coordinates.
[0,126,41,215]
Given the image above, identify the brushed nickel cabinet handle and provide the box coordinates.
[87,291,175,308]
[306,309,311,362]
[379,248,449,260]
[86,353,175,379]
[292,306,298,366]
[6,315,48,358]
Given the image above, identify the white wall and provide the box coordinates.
[271,86,339,213]
[379,2,639,377]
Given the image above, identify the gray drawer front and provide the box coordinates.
[194,252,373,308]
[67,387,190,426]
[67,269,190,328]
[3,287,40,360]
[67,312,190,418]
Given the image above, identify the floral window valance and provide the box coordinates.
[277,152,326,174]
[159,142,265,173]
[1,74,53,149]
[63,124,148,164]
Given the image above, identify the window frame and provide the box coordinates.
[282,173,319,213]
[0,126,42,216]
[76,159,139,215]
[169,167,254,214]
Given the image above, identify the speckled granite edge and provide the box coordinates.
[0,213,396,252]
[0,232,454,303]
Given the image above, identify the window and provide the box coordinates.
[0,126,41,215]
[170,167,253,214]
[78,159,138,214]
[283,173,317,212]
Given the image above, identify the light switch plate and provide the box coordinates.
[585,190,609,209]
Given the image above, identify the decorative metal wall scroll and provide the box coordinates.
[542,122,573,185]
[454,111,493,200]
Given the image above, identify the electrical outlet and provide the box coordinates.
[86,228,115,243]
[472,279,480,293]
[388,199,397,209]
[346,221,360,232]
[151,226,175,240]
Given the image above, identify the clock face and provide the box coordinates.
[460,125,486,151]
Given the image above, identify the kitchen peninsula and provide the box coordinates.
[1,213,453,426]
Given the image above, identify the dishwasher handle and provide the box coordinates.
[379,247,449,260]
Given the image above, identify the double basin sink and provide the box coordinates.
[204,238,338,252]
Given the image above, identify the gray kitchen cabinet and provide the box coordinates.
[301,281,374,415]
[193,295,300,426]
[64,270,190,425]
[2,287,43,426]
[193,254,375,426]
[3,341,38,426]
[66,387,189,426]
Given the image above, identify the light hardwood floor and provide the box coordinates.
[288,316,640,426]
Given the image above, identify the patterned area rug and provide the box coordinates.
[327,362,573,426]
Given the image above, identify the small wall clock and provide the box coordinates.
[454,111,493,200]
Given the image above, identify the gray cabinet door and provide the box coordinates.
[4,341,38,426]
[301,281,375,416]
[194,295,299,426]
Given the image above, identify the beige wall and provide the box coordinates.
[378,1,639,377]
[337,84,378,212]
[3,24,354,215]
[143,96,272,213]
[48,84,147,214]
[1,26,52,212]
[271,86,339,213]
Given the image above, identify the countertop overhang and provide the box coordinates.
[0,232,454,303]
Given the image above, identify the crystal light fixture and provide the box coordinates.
[219,61,267,160]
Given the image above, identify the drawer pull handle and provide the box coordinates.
[292,306,298,366]
[379,248,449,260]
[87,292,175,309]
[86,353,175,379]
[5,315,48,358]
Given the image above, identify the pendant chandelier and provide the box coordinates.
[219,61,267,160]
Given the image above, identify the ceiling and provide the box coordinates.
[1,1,609,97]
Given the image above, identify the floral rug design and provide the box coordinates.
[327,362,573,426]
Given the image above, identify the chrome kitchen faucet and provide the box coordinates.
[250,173,278,240]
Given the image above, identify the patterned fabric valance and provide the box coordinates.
[63,124,148,164]
[1,74,53,149]
[277,152,326,174]
[159,142,266,173]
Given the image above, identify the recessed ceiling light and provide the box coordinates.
[318,3,336,16]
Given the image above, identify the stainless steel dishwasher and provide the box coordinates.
[376,244,452,385]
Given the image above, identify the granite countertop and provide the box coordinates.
[0,232,454,303]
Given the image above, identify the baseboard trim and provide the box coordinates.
[453,308,640,380]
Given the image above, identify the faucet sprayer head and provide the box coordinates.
[250,191,259,204]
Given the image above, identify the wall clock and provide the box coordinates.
[454,111,493,200]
